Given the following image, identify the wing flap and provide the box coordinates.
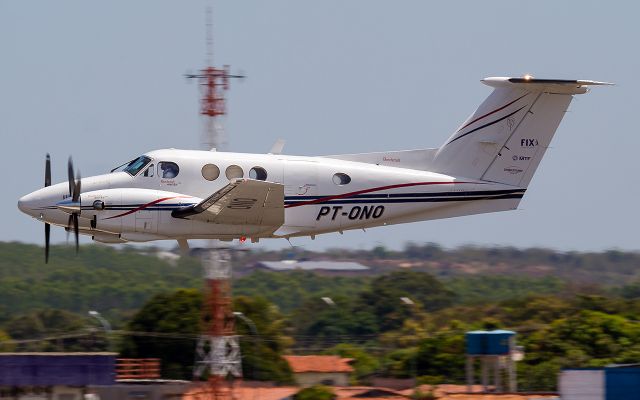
[172,179,284,227]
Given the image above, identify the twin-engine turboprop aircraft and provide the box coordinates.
[18,76,610,261]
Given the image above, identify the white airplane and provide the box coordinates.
[18,76,610,262]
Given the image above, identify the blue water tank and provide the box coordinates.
[465,330,488,355]
[486,330,515,355]
[465,330,515,356]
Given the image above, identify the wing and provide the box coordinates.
[171,179,284,227]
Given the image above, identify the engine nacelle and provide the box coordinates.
[80,188,198,235]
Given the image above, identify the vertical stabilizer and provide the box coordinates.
[432,77,611,187]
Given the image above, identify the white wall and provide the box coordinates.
[295,372,349,388]
[559,370,604,400]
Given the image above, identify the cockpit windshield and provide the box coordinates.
[111,156,152,176]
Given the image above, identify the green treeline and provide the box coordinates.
[2,241,640,391]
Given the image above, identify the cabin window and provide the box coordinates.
[142,164,154,177]
[249,166,268,181]
[202,164,220,181]
[158,162,180,179]
[225,165,244,180]
[332,172,351,185]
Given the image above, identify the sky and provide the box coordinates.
[1,1,638,252]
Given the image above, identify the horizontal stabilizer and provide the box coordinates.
[482,76,613,94]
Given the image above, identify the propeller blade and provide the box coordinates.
[45,154,51,188]
[73,171,81,202]
[73,214,79,254]
[67,157,74,197]
[67,214,72,243]
[45,223,50,263]
[64,156,81,254]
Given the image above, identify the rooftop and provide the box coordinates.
[284,355,354,373]
[256,260,369,271]
[182,386,558,400]
[0,352,117,356]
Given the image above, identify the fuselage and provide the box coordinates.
[18,148,525,244]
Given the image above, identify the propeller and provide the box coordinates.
[44,154,51,263]
[66,157,81,254]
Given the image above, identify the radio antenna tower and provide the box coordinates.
[186,1,243,151]
[187,2,244,400]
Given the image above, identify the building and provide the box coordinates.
[93,380,191,400]
[283,355,354,387]
[254,261,369,276]
[91,358,190,400]
[182,386,409,400]
[560,365,640,400]
[0,352,116,400]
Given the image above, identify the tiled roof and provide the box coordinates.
[403,385,558,399]
[284,355,354,373]
[256,261,369,271]
[183,386,298,400]
[335,386,408,399]
[182,385,557,400]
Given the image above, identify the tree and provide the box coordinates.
[525,310,640,364]
[121,290,293,383]
[233,296,293,383]
[324,343,380,385]
[294,385,336,400]
[357,271,453,332]
[0,330,15,352]
[291,295,378,347]
[5,309,101,352]
[412,332,465,382]
[120,289,202,379]
[233,270,369,314]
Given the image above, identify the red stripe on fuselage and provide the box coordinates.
[284,181,482,208]
[457,93,529,132]
[104,196,190,219]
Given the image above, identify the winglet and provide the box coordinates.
[269,139,286,155]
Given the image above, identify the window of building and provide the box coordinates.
[225,165,244,180]
[249,166,268,181]
[158,162,180,179]
[202,164,220,181]
[332,172,351,185]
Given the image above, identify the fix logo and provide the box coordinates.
[317,205,385,221]
[521,138,539,147]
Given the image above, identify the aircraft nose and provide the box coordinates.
[18,194,31,214]
[18,192,38,216]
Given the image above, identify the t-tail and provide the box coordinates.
[432,76,612,187]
